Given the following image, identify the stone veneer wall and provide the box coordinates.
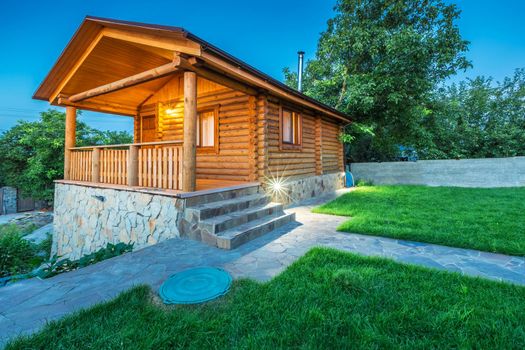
[53,174,345,260]
[1,187,17,215]
[269,172,346,205]
[53,183,185,260]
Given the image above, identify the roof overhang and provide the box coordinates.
[34,16,351,122]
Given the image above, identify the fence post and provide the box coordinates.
[128,145,139,187]
[92,148,100,183]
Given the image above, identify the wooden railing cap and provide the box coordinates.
[70,140,183,150]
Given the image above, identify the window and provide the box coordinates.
[281,107,302,148]
[197,108,218,151]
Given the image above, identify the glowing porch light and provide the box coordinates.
[165,108,177,116]
[263,166,292,203]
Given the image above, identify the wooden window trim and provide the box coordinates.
[197,105,220,154]
[279,105,303,151]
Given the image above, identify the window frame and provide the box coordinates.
[279,105,303,151]
[196,105,220,154]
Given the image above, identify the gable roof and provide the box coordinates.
[34,16,350,122]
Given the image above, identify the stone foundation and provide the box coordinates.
[268,172,345,205]
[53,173,345,260]
[53,183,184,260]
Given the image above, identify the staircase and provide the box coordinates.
[183,184,295,249]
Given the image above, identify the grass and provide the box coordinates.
[314,185,525,256]
[7,248,525,349]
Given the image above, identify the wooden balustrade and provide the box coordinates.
[100,148,129,185]
[138,146,183,190]
[69,141,183,190]
[69,150,93,182]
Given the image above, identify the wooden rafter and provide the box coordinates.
[48,30,106,103]
[69,56,184,103]
[57,96,137,116]
[185,57,258,96]
[48,28,202,103]
[103,28,201,56]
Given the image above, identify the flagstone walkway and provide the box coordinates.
[1,189,524,347]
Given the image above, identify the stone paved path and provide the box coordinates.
[23,223,53,244]
[0,212,35,225]
[1,189,524,347]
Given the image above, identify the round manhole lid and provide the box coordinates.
[159,267,232,304]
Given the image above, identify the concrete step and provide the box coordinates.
[216,212,296,250]
[200,202,284,235]
[187,193,269,220]
[183,184,261,207]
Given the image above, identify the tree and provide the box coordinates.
[0,109,133,202]
[417,69,525,159]
[285,0,471,161]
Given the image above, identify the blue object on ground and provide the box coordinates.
[345,165,354,187]
[159,267,232,304]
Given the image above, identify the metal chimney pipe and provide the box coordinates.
[297,51,305,92]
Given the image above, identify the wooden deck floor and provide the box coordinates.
[55,179,259,198]
[194,179,249,191]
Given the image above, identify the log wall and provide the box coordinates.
[265,97,343,180]
[321,118,344,173]
[133,74,344,183]
[137,75,253,182]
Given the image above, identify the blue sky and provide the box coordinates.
[0,0,523,133]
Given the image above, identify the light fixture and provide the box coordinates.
[165,108,177,116]
[262,165,292,203]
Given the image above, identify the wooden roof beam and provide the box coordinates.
[103,28,201,56]
[69,55,185,103]
[57,95,137,116]
[185,57,258,96]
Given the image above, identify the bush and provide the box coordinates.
[38,242,134,279]
[356,179,374,187]
[0,225,39,277]
[0,109,133,202]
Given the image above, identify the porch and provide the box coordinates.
[61,67,211,193]
[67,141,250,194]
[50,23,263,193]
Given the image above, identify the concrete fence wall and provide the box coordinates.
[350,157,525,188]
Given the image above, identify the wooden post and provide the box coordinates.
[182,71,198,192]
[92,148,100,183]
[64,106,77,180]
[128,145,139,187]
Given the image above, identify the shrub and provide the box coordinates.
[38,242,134,278]
[0,225,39,277]
[356,179,374,187]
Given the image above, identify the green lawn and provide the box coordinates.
[314,185,525,256]
[8,248,525,349]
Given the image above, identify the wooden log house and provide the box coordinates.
[33,17,351,258]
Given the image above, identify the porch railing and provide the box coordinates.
[68,141,184,190]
